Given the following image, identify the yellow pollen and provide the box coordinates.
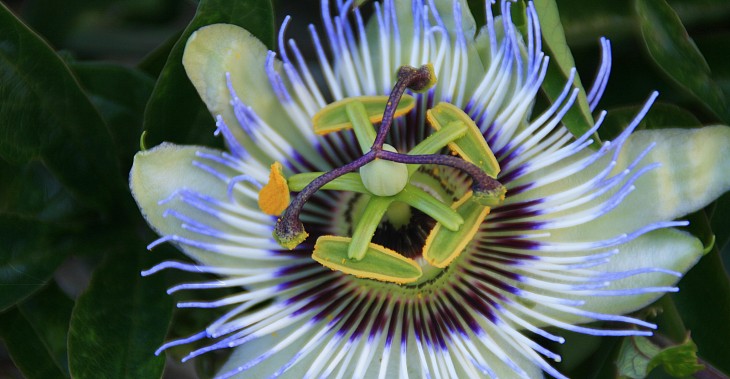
[258,162,290,216]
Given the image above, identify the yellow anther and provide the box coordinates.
[313,236,422,284]
[258,162,290,216]
[423,191,491,268]
[312,95,416,135]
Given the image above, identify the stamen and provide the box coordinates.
[257,162,290,216]
[423,191,491,268]
[274,63,505,278]
[312,236,423,284]
[274,64,440,250]
[348,196,393,260]
[394,184,463,231]
[312,95,416,137]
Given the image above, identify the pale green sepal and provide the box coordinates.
[313,236,422,284]
[529,228,702,326]
[288,172,367,193]
[513,126,730,243]
[427,102,501,177]
[349,196,394,260]
[312,95,415,136]
[609,126,730,232]
[130,143,255,268]
[395,184,464,231]
[423,192,490,268]
[407,120,468,176]
[182,24,322,165]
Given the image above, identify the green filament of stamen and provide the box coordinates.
[345,101,377,153]
[423,191,491,268]
[274,64,505,279]
[394,185,463,231]
[406,120,468,176]
[313,236,423,284]
[288,172,366,193]
[288,172,464,233]
[427,102,501,177]
[348,196,394,260]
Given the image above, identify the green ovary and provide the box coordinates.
[359,144,409,196]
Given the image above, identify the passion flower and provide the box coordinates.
[130,1,730,377]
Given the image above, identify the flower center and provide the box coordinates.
[265,65,507,284]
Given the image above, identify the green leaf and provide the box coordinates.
[708,191,730,258]
[71,62,155,169]
[0,307,69,379]
[0,159,81,221]
[617,335,704,378]
[647,337,704,377]
[68,248,173,379]
[138,31,183,78]
[18,0,89,47]
[0,215,70,311]
[466,0,487,27]
[617,336,662,379]
[13,283,75,378]
[533,0,595,139]
[635,0,729,122]
[549,0,730,47]
[142,0,275,149]
[0,4,125,211]
[672,245,730,374]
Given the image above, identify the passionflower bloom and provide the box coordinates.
[130,0,730,377]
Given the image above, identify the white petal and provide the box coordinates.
[183,24,322,165]
[215,315,546,379]
[601,126,730,235]
[130,143,277,268]
[510,126,730,242]
[530,228,703,325]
